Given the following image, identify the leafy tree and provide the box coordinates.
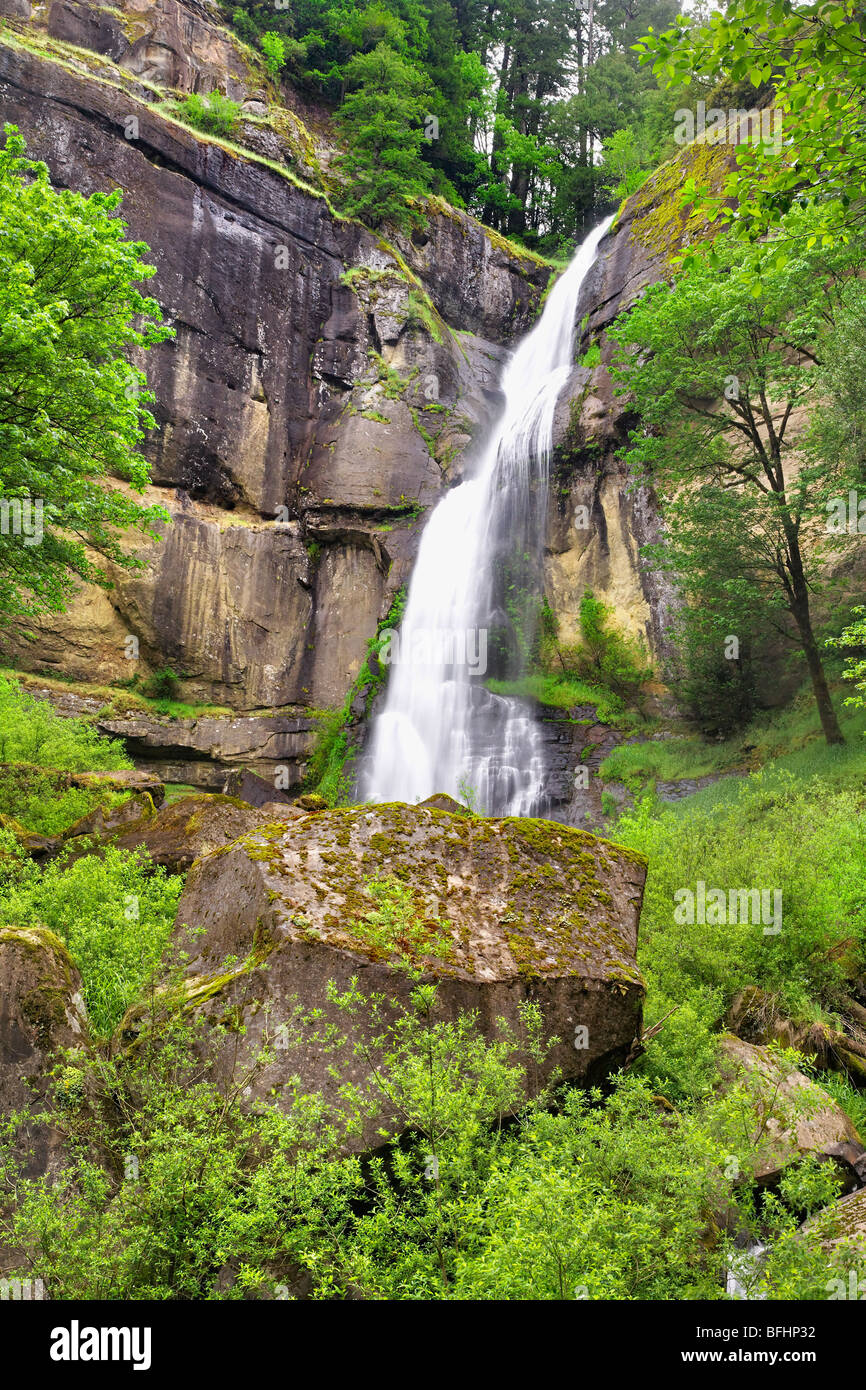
[636,0,866,254]
[260,30,287,77]
[0,127,171,617]
[610,214,864,744]
[827,608,866,718]
[598,125,653,200]
[334,43,434,228]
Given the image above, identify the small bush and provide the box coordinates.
[0,677,130,771]
[141,667,180,701]
[0,836,182,1036]
[175,92,241,139]
[260,31,286,77]
[569,588,653,702]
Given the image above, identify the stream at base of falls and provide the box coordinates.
[362,215,614,815]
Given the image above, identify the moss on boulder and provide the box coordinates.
[171,802,647,1146]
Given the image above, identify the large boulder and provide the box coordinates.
[803,1187,866,1263]
[169,803,647,1145]
[0,927,88,1178]
[109,794,309,873]
[716,1035,864,1186]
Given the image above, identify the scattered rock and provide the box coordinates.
[222,767,292,809]
[64,792,157,844]
[0,815,61,864]
[72,767,166,807]
[716,1034,864,1185]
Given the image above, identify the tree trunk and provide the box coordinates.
[786,540,844,744]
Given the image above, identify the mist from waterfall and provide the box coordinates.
[363,215,613,815]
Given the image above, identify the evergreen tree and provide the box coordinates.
[334,44,434,228]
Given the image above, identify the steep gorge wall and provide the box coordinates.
[0,0,689,790]
[0,5,548,730]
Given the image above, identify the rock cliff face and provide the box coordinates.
[0,1,680,791]
[544,141,738,658]
[0,8,547,730]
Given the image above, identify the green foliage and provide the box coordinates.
[487,672,629,725]
[614,770,866,1029]
[334,44,433,229]
[598,125,652,201]
[346,875,454,973]
[0,770,110,837]
[579,341,601,369]
[175,92,242,138]
[5,974,857,1298]
[0,126,171,617]
[260,30,286,77]
[828,608,866,718]
[571,588,653,702]
[227,0,683,243]
[0,676,130,771]
[610,212,865,744]
[140,666,181,701]
[636,0,866,256]
[0,835,181,1036]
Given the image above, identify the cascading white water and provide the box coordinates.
[363,216,613,815]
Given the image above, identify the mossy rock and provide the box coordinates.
[715,1035,864,1185]
[109,793,297,873]
[172,802,647,1149]
[0,924,89,1178]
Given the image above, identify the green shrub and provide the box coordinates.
[260,31,285,77]
[613,771,866,1025]
[0,835,182,1036]
[175,92,241,139]
[141,666,180,701]
[0,677,130,771]
[0,768,112,836]
[569,588,653,702]
[1,915,859,1300]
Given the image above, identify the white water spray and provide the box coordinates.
[363,216,613,814]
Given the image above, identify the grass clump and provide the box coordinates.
[173,92,242,139]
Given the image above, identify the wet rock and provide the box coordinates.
[109,793,288,873]
[71,767,166,808]
[0,31,546,718]
[803,1186,866,1261]
[222,768,293,809]
[96,711,319,790]
[63,792,157,843]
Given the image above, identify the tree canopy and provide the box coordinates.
[0,126,171,617]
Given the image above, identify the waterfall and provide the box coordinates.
[363,216,613,815]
